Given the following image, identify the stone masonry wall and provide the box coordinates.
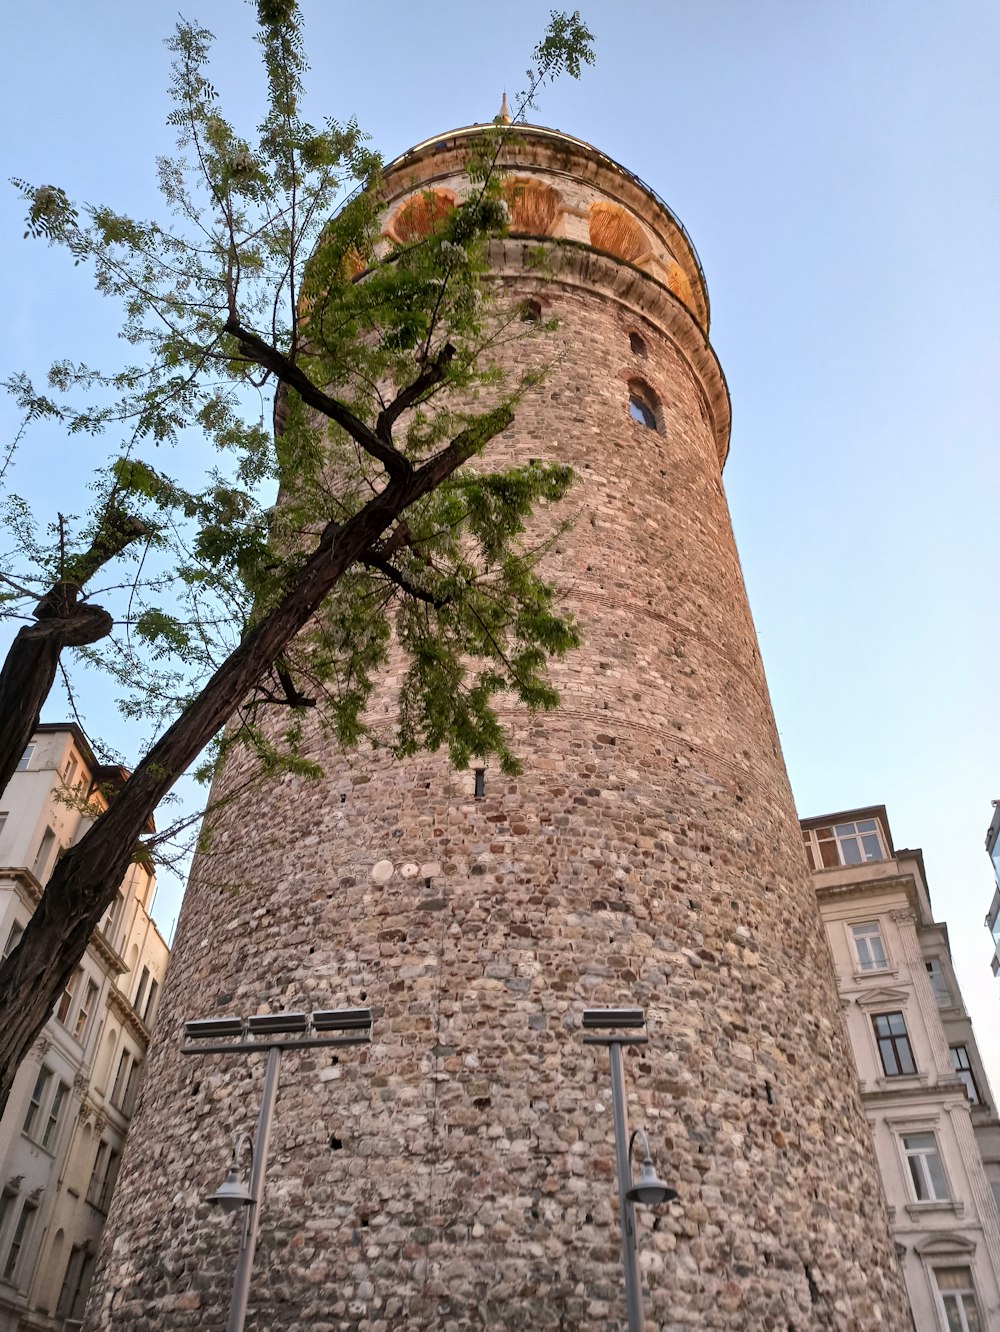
[88,135,910,1332]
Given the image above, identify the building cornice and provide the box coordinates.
[106,988,151,1049]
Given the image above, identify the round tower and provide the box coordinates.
[90,126,909,1330]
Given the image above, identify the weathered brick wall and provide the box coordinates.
[88,133,910,1331]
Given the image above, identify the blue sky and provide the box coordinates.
[2,2,998,1087]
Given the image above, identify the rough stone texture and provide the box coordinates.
[88,129,910,1331]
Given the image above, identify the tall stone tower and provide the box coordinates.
[91,126,910,1330]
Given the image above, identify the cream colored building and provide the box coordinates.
[803,806,1000,1332]
[0,725,168,1330]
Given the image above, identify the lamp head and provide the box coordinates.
[626,1157,678,1207]
[209,1162,254,1214]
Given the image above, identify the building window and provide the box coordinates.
[851,921,889,972]
[110,1051,131,1109]
[950,1046,981,1105]
[519,298,542,322]
[56,967,81,1026]
[22,1066,52,1139]
[31,827,57,881]
[133,966,151,1015]
[62,754,78,786]
[57,1243,94,1319]
[41,1080,70,1152]
[87,1140,120,1210]
[925,958,952,1007]
[627,380,661,432]
[99,890,125,947]
[629,331,647,357]
[2,922,23,961]
[873,1012,916,1077]
[802,817,887,870]
[902,1132,949,1201]
[934,1267,984,1332]
[15,746,34,772]
[74,979,99,1043]
[0,812,6,842]
[2,1200,37,1283]
[143,979,160,1025]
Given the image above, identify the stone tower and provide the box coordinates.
[90,126,910,1330]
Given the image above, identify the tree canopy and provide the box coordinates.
[0,1,593,1110]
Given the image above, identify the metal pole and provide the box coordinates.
[608,1040,644,1332]
[226,1045,281,1332]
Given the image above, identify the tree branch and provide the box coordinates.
[361,551,449,608]
[375,342,455,440]
[224,316,411,478]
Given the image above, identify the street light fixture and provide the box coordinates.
[583,1007,676,1332]
[182,1007,373,1332]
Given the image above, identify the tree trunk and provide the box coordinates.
[0,604,113,797]
[0,414,506,1112]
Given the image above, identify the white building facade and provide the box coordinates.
[0,725,168,1330]
[803,806,1000,1332]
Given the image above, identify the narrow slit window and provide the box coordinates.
[474,768,486,799]
[629,331,647,357]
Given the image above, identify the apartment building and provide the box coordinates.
[0,725,168,1330]
[803,807,1000,1332]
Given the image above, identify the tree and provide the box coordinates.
[0,2,594,1111]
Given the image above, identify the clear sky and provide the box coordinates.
[2,2,998,1089]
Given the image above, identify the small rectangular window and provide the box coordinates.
[133,965,150,1014]
[2,922,23,961]
[56,966,81,1026]
[87,1140,109,1206]
[31,827,57,881]
[42,1080,70,1152]
[143,978,160,1025]
[873,1012,916,1077]
[62,754,78,786]
[99,890,125,946]
[22,1065,52,1139]
[2,1199,37,1282]
[15,746,34,772]
[902,1132,949,1201]
[473,768,486,799]
[0,812,7,842]
[74,979,99,1043]
[935,1266,983,1332]
[925,958,952,1007]
[851,922,888,972]
[111,1051,132,1109]
[97,1148,120,1212]
[950,1046,981,1105]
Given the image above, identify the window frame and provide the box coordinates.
[22,1065,52,1140]
[901,1131,950,1203]
[933,1265,984,1332]
[627,380,661,432]
[925,957,952,1008]
[1,1198,37,1284]
[2,922,23,961]
[74,978,100,1043]
[849,920,890,974]
[41,1079,70,1152]
[15,745,34,772]
[872,1011,917,1078]
[802,817,888,871]
[949,1046,981,1105]
[55,966,81,1026]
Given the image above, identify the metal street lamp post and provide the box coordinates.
[583,1008,677,1332]
[181,1007,372,1332]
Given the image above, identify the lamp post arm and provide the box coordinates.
[227,1045,282,1332]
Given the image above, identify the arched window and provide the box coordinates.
[502,178,559,235]
[520,298,542,323]
[629,331,647,358]
[589,203,647,265]
[628,380,661,432]
[390,189,457,244]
